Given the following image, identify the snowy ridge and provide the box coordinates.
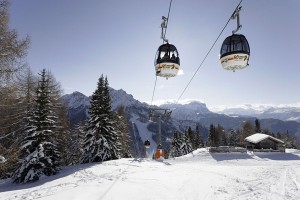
[61,91,90,109]
[158,100,211,121]
[1,149,300,200]
[150,99,206,106]
[210,103,300,122]
[109,88,147,110]
[152,99,300,123]
[210,102,300,113]
[59,88,300,147]
[61,88,146,111]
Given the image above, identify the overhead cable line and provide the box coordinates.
[176,0,243,102]
[162,0,173,42]
[150,76,158,107]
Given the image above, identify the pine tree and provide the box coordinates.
[229,130,237,147]
[55,104,72,165]
[169,131,182,158]
[0,1,30,176]
[255,119,261,133]
[68,121,86,165]
[220,130,227,146]
[0,84,23,178]
[81,76,103,163]
[239,121,255,146]
[180,132,193,155]
[169,131,192,158]
[13,69,60,183]
[185,127,195,149]
[114,106,133,158]
[101,77,119,159]
[81,75,119,163]
[214,124,224,146]
[194,128,201,149]
[208,124,215,147]
[0,0,29,80]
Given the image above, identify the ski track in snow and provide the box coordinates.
[1,150,300,200]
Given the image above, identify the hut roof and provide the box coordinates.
[245,133,284,144]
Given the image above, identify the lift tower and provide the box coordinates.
[149,108,172,160]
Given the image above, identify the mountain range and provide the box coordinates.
[61,88,300,156]
[210,103,300,123]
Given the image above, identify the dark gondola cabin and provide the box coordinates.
[155,43,180,79]
[220,34,250,71]
[144,140,150,149]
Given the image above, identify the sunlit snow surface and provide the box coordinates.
[1,149,300,200]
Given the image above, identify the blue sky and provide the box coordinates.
[9,0,300,108]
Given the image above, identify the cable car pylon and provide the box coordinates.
[148,108,172,160]
[148,0,176,160]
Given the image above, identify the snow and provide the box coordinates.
[0,155,6,163]
[1,148,300,200]
[245,133,284,144]
[62,91,90,109]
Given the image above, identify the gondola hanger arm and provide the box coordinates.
[161,16,169,43]
[231,6,242,34]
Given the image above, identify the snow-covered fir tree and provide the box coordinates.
[169,131,182,158]
[68,121,86,165]
[0,155,6,163]
[185,127,195,149]
[13,69,61,183]
[194,125,203,149]
[207,124,216,147]
[113,106,133,158]
[228,130,237,146]
[101,76,120,159]
[81,75,120,163]
[180,132,193,155]
[169,131,192,158]
[55,104,72,165]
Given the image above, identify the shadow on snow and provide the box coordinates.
[0,162,102,193]
[210,152,300,161]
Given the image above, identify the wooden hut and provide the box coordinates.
[245,133,285,152]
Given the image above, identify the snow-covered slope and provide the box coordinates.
[1,149,300,200]
[130,114,157,158]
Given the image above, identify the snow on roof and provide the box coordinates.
[0,155,6,163]
[245,133,284,144]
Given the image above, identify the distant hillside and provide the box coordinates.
[61,89,300,156]
[211,103,300,123]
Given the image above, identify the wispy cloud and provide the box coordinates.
[157,85,165,90]
[177,70,184,76]
[149,98,205,106]
[209,102,300,113]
